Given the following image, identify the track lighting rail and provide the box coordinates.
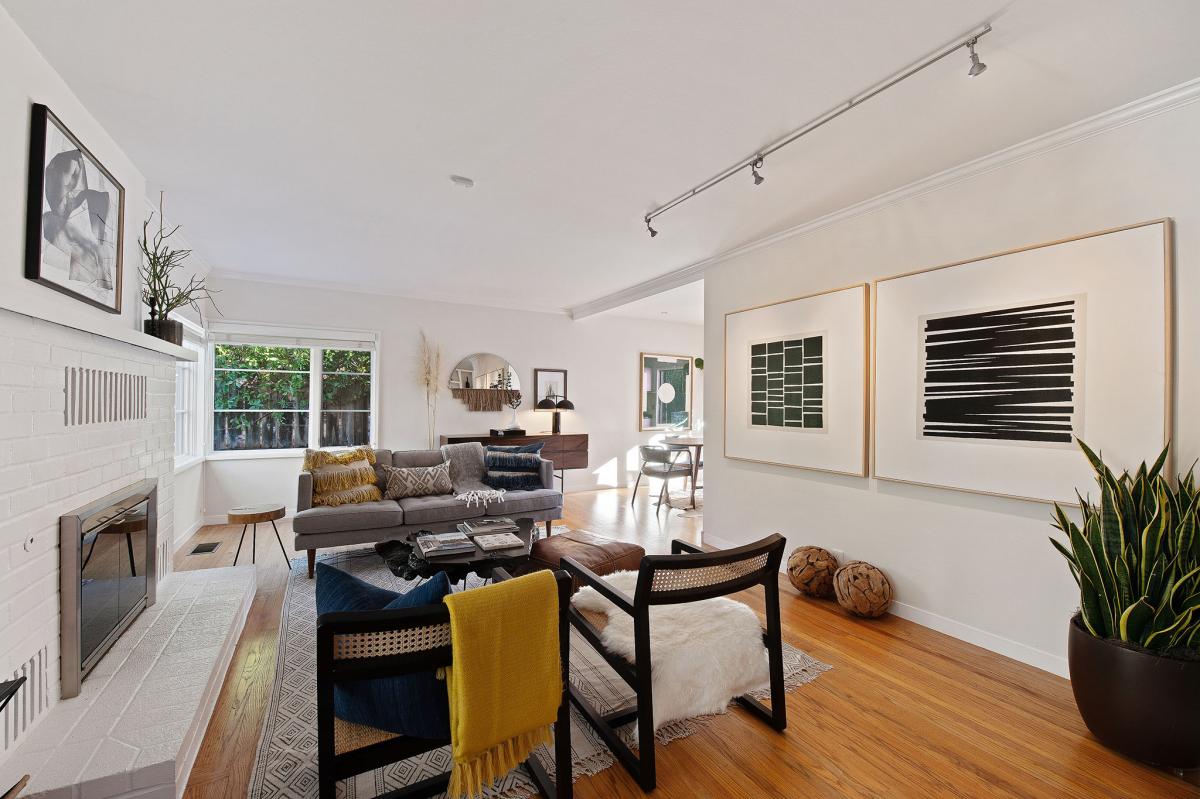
[643,23,992,235]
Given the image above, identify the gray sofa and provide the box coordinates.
[293,445,562,577]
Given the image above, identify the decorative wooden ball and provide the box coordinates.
[833,561,893,618]
[787,546,839,598]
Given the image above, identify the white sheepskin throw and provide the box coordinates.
[572,570,770,732]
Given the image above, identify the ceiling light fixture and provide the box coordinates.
[966,37,987,76]
[751,155,765,186]
[640,23,992,237]
[449,174,475,188]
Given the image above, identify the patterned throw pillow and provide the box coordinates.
[483,451,543,491]
[305,447,383,507]
[382,462,453,499]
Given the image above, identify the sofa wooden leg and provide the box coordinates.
[545,520,553,538]
[307,549,316,579]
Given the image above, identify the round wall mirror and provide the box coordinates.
[448,353,520,392]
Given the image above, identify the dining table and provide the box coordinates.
[665,435,704,509]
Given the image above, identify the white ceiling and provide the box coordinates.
[7,1,1200,314]
[604,280,704,325]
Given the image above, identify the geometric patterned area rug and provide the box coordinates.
[248,546,830,798]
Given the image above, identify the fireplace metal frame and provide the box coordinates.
[59,479,158,699]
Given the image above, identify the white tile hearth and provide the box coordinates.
[0,566,255,799]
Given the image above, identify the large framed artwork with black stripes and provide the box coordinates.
[725,284,868,476]
[874,220,1172,504]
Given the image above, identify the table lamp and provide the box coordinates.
[536,393,574,434]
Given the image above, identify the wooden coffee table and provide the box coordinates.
[376,517,536,585]
[228,503,289,566]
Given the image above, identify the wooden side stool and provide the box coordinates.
[228,503,289,566]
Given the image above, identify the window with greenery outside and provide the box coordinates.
[321,349,372,446]
[214,345,310,450]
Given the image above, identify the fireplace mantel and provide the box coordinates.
[0,299,197,362]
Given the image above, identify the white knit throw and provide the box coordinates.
[455,489,506,508]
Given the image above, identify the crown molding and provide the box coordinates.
[568,76,1200,320]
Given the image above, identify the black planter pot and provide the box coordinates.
[1068,613,1200,769]
[143,318,183,346]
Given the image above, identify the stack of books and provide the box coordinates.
[415,532,476,559]
[472,532,526,553]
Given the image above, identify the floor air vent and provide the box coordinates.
[189,542,220,555]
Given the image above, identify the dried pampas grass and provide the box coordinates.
[417,329,442,449]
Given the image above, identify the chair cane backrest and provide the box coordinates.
[636,534,786,605]
[332,621,451,661]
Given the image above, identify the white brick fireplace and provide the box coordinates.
[0,308,177,756]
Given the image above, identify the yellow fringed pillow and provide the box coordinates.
[305,447,382,507]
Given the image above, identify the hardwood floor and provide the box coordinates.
[178,489,1198,798]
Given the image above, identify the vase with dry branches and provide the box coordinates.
[139,192,218,345]
[417,329,442,448]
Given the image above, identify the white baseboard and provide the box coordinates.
[704,532,1069,678]
[887,600,1068,678]
[174,518,204,551]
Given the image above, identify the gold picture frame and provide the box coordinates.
[871,218,1174,505]
[723,283,870,477]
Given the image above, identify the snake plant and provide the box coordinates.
[1051,440,1200,654]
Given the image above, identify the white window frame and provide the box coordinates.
[174,316,206,473]
[204,322,379,459]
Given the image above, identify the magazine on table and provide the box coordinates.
[416,532,476,558]
[463,517,519,535]
[472,532,526,553]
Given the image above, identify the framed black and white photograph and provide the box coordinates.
[725,284,868,475]
[874,220,1172,504]
[533,367,568,404]
[24,103,125,313]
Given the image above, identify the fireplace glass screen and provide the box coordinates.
[79,499,149,667]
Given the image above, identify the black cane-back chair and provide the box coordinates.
[316,569,573,798]
[561,534,787,791]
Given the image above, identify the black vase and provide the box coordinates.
[1068,613,1200,769]
[143,318,183,345]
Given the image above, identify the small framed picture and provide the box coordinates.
[24,103,125,313]
[533,368,568,403]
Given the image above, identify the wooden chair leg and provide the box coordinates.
[656,478,668,513]
[633,611,657,791]
[307,548,316,579]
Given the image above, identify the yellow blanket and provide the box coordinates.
[442,571,561,799]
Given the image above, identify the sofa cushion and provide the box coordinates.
[381,462,453,499]
[398,494,484,525]
[293,500,403,534]
[391,450,448,469]
[484,471,545,491]
[314,563,451,738]
[485,488,562,516]
[304,447,381,507]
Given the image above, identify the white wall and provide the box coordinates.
[201,278,704,517]
[0,6,146,338]
[704,88,1200,677]
[173,459,204,548]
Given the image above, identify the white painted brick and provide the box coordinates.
[0,412,33,439]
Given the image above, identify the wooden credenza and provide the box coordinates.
[440,432,589,472]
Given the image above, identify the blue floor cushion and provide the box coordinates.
[315,562,451,738]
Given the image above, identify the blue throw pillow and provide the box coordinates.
[486,442,545,454]
[485,451,541,471]
[484,470,545,490]
[315,563,451,738]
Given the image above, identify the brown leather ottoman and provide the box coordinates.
[524,529,645,593]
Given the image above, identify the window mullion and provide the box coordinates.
[310,347,323,449]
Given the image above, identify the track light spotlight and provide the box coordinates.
[645,217,658,238]
[967,38,987,77]
[751,156,765,186]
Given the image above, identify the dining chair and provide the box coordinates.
[631,445,693,512]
